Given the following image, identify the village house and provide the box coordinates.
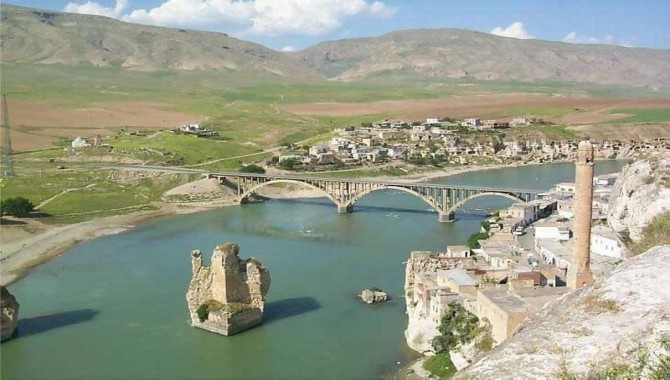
[443,245,471,258]
[510,116,530,126]
[475,289,533,344]
[436,269,478,296]
[591,225,625,259]
[179,123,218,136]
[461,118,481,128]
[71,136,91,148]
[533,220,571,241]
[425,117,440,126]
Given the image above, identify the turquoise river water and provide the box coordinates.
[1,161,627,380]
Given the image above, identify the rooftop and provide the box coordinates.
[437,269,478,287]
[480,289,533,314]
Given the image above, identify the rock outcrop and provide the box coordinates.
[1,286,19,342]
[456,245,670,379]
[359,289,388,304]
[404,251,474,354]
[186,243,270,336]
[608,152,670,242]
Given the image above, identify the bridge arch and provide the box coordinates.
[446,192,526,215]
[344,186,442,213]
[239,179,341,207]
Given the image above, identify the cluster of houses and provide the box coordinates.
[279,117,669,169]
[406,172,625,346]
[174,123,218,137]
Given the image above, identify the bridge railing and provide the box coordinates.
[209,172,543,194]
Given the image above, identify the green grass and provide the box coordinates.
[609,108,670,123]
[630,213,670,255]
[423,354,457,379]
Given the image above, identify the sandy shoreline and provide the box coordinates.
[0,161,556,287]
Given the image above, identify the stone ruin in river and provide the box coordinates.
[186,243,271,336]
[1,286,19,342]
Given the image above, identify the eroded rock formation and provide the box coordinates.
[359,289,388,304]
[1,286,19,342]
[608,152,670,242]
[186,243,270,336]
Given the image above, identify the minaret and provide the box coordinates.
[567,139,595,289]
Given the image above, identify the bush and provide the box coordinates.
[467,232,489,249]
[196,304,210,322]
[423,354,457,379]
[239,164,266,174]
[431,302,479,354]
[1,197,34,217]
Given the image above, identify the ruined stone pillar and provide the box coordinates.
[337,204,353,214]
[567,139,595,289]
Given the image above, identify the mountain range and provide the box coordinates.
[2,4,670,88]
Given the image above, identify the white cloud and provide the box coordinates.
[63,0,128,18]
[562,32,633,47]
[490,21,534,40]
[63,0,396,37]
[281,45,296,52]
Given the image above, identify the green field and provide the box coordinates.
[609,108,670,123]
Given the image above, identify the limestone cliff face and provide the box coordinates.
[456,245,670,379]
[404,252,472,354]
[608,153,670,242]
[1,286,19,342]
[186,243,270,336]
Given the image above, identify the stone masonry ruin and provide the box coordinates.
[186,243,271,336]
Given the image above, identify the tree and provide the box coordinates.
[279,158,299,170]
[1,197,35,217]
[239,164,266,174]
[467,232,489,249]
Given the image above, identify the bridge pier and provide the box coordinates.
[438,212,455,223]
[337,204,353,214]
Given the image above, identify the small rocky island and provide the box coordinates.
[359,288,388,304]
[1,286,19,342]
[186,243,270,336]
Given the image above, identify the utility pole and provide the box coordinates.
[1,94,14,178]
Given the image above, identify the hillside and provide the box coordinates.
[2,5,670,90]
[297,29,670,88]
[0,4,321,80]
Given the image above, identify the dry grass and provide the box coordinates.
[630,213,670,256]
[582,294,622,315]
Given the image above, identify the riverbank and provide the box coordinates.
[0,160,556,287]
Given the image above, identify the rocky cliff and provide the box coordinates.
[1,286,19,342]
[608,152,670,242]
[456,245,670,379]
[404,252,473,354]
[186,243,270,336]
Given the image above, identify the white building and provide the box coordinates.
[443,245,471,258]
[309,145,329,156]
[425,117,440,125]
[71,136,90,148]
[591,225,625,258]
[534,221,570,241]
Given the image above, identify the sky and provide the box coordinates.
[6,0,670,51]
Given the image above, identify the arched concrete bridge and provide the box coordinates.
[209,172,541,222]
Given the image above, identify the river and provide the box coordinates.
[0,161,627,380]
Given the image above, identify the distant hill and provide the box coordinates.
[2,4,670,89]
[296,29,670,88]
[0,4,321,80]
